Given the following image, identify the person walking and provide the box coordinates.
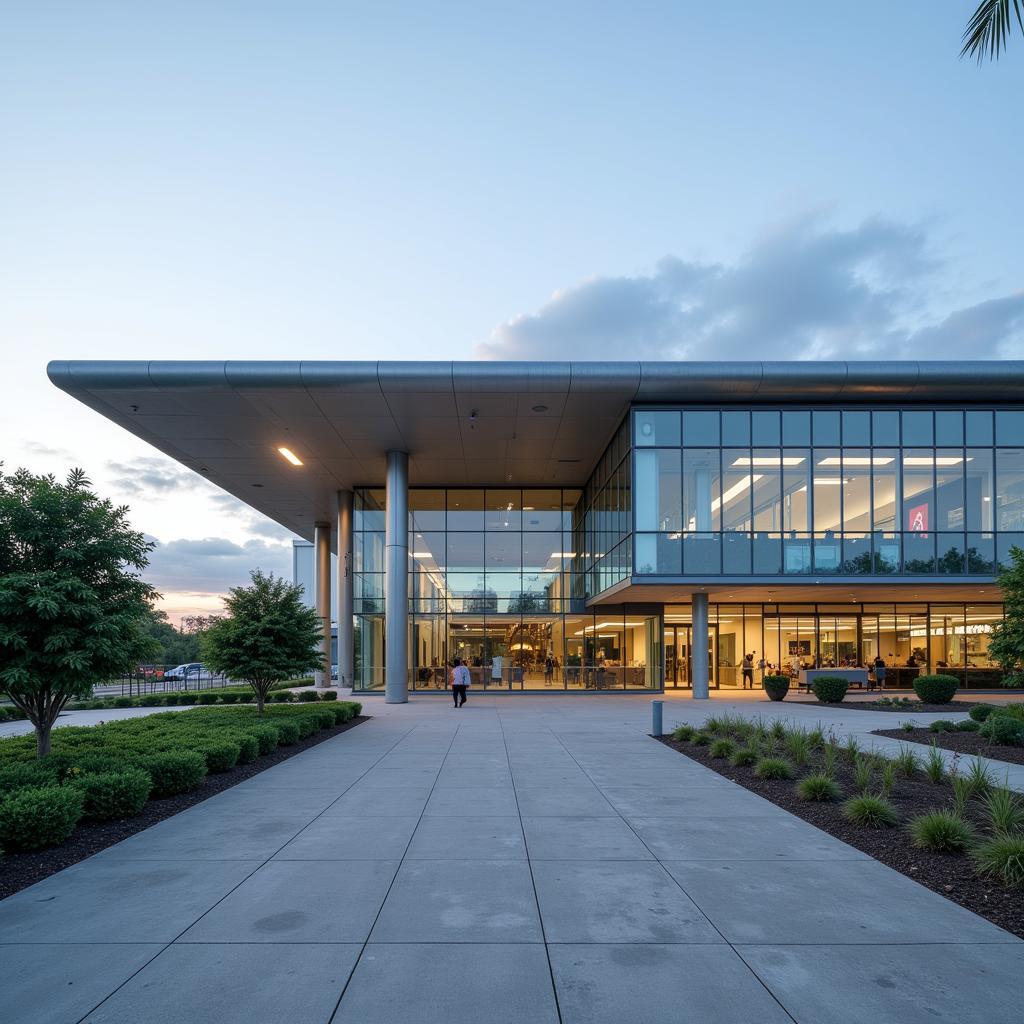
[544,655,554,686]
[741,653,754,689]
[451,657,470,708]
[873,655,887,692]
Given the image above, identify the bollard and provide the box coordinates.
[651,699,663,737]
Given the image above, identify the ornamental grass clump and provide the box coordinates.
[785,728,811,767]
[671,725,694,742]
[796,773,841,802]
[754,757,794,781]
[909,810,976,853]
[973,836,1024,888]
[730,746,758,768]
[925,744,947,785]
[709,738,735,759]
[893,744,920,778]
[691,731,712,746]
[983,786,1024,836]
[843,794,898,828]
[852,756,874,796]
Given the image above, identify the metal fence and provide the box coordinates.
[95,665,231,698]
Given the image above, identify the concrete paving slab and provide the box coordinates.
[274,815,420,860]
[513,785,616,816]
[423,785,520,816]
[370,859,542,942]
[406,815,527,859]
[327,788,431,816]
[334,943,558,1024]
[630,814,869,861]
[181,859,398,942]
[531,861,721,943]
[600,786,774,819]
[0,943,163,1024]
[0,859,260,942]
[522,815,654,860]
[82,943,360,1024]
[663,859,1017,944]
[549,943,793,1024]
[740,942,1024,1024]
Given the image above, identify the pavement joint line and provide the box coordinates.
[71,717,418,1024]
[545,724,800,1024]
[326,718,461,1024]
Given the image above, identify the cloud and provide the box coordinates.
[144,536,293,594]
[106,456,206,496]
[478,215,1024,362]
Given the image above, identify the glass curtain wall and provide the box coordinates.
[354,486,658,692]
[631,408,1022,581]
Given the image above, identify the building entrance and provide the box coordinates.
[664,624,718,689]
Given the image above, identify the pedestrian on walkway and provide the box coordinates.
[741,653,754,689]
[451,657,470,708]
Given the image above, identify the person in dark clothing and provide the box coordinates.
[451,658,470,708]
[741,653,754,689]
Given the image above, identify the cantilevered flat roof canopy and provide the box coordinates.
[48,360,1024,541]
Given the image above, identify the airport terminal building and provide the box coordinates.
[49,361,1024,701]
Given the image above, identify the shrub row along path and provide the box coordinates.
[1,694,1022,1024]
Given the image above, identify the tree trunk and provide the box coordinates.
[256,688,265,715]
[36,722,52,758]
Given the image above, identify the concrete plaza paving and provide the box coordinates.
[1,693,1022,1023]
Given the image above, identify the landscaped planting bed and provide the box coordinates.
[0,701,363,898]
[876,704,1024,767]
[661,713,1024,938]
[827,698,986,713]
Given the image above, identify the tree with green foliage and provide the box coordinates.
[0,468,157,756]
[989,545,1024,675]
[137,606,202,666]
[200,571,322,713]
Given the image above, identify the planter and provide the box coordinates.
[762,675,790,702]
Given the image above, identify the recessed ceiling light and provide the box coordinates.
[532,404,548,413]
[251,483,264,488]
[278,447,303,466]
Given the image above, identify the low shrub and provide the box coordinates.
[320,691,338,701]
[225,732,259,765]
[72,768,152,821]
[900,720,915,732]
[270,690,293,703]
[200,741,241,773]
[762,675,789,702]
[163,694,180,706]
[796,773,841,802]
[138,694,163,707]
[0,785,85,851]
[138,751,207,797]
[297,690,320,702]
[928,720,956,733]
[249,724,280,755]
[913,674,958,705]
[811,675,849,704]
[997,704,1024,723]
[730,746,758,767]
[709,738,735,759]
[692,731,712,746]
[235,692,253,703]
[671,725,695,742]
[219,692,239,705]
[972,836,1024,887]
[980,715,1024,746]
[969,704,998,723]
[0,760,61,795]
[1000,672,1024,689]
[196,692,219,705]
[755,757,794,780]
[112,696,133,709]
[955,719,981,732]
[72,753,130,776]
[908,810,975,853]
[273,720,300,745]
[843,795,898,828]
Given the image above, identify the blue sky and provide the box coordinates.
[1,1,1022,616]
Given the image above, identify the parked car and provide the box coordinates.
[164,663,205,682]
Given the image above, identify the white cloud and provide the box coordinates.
[144,536,293,595]
[478,215,1024,361]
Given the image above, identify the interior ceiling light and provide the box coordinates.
[532,404,548,413]
[903,456,972,466]
[277,447,303,466]
[732,457,805,467]
[817,457,893,466]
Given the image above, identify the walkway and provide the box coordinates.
[1,696,1021,1023]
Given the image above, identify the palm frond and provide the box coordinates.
[961,0,1024,62]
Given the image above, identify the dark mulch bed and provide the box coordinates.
[659,733,1024,939]
[824,699,985,713]
[0,716,368,900]
[875,727,1024,767]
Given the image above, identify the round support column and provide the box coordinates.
[336,490,354,690]
[313,521,332,689]
[691,592,710,700]
[385,451,409,704]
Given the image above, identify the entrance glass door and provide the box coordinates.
[663,625,718,688]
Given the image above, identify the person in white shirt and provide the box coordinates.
[451,658,471,708]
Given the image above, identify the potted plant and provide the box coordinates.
[762,674,789,701]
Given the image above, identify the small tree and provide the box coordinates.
[200,570,322,713]
[989,545,1024,675]
[0,468,157,756]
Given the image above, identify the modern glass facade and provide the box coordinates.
[352,486,659,692]
[632,407,1023,578]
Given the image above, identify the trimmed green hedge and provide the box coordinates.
[811,675,849,704]
[0,701,362,853]
[913,674,959,704]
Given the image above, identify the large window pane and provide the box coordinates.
[813,410,840,446]
[903,411,933,446]
[782,410,810,446]
[967,533,995,574]
[447,532,484,569]
[683,411,720,446]
[683,534,721,574]
[937,534,965,574]
[966,410,993,445]
[486,490,521,531]
[872,449,899,532]
[522,532,564,573]
[842,410,870,446]
[935,411,964,446]
[873,410,899,446]
[965,449,993,531]
[903,450,934,534]
[750,449,783,531]
[522,491,565,531]
[683,449,721,531]
[782,449,810,533]
[996,449,1024,531]
[842,449,871,532]
[635,449,681,532]
[634,410,680,446]
[813,449,842,534]
[635,532,681,574]
[409,489,446,531]
[935,448,966,531]
[721,411,750,446]
[447,490,485,530]
[996,411,1024,446]
[721,451,752,532]
[486,532,520,568]
[752,411,780,445]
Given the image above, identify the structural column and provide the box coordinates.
[384,450,409,704]
[691,592,709,699]
[336,490,354,689]
[313,521,332,689]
